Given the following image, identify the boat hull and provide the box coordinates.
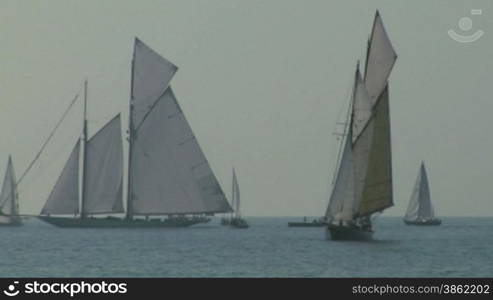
[288,222,325,227]
[38,216,210,228]
[230,218,249,229]
[404,219,441,226]
[326,224,373,241]
[0,216,22,227]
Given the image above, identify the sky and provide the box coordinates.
[0,0,492,217]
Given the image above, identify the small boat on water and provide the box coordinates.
[403,162,441,226]
[223,168,248,229]
[0,156,22,227]
[324,11,397,241]
[288,217,326,227]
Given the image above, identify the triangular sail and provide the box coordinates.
[417,163,434,219]
[404,167,421,221]
[82,115,124,214]
[130,87,232,215]
[325,128,355,222]
[352,67,372,141]
[356,86,393,217]
[233,169,241,218]
[41,140,80,215]
[405,163,435,221]
[364,11,397,104]
[131,38,178,128]
[0,156,20,223]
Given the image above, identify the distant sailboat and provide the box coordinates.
[404,162,441,225]
[324,11,397,241]
[0,156,22,226]
[38,38,232,228]
[222,168,248,228]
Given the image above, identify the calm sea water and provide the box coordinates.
[1,217,491,277]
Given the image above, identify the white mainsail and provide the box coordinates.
[405,162,435,221]
[0,156,20,223]
[41,140,81,215]
[325,128,355,222]
[129,40,232,215]
[82,114,124,214]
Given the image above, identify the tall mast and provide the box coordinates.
[126,42,136,220]
[80,79,89,219]
[9,157,16,216]
[231,168,234,218]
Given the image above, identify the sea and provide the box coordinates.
[1,217,492,277]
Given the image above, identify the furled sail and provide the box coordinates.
[41,140,80,215]
[405,162,435,221]
[364,11,397,104]
[356,86,393,217]
[0,156,19,222]
[131,87,232,215]
[233,169,241,218]
[82,115,124,214]
[325,128,355,222]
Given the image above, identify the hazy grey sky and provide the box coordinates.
[1,0,492,217]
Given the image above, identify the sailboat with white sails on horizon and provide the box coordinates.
[0,156,22,226]
[403,162,441,226]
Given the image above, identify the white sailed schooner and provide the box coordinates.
[404,162,441,226]
[0,156,22,226]
[38,38,232,228]
[324,11,397,240]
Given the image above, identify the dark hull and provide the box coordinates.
[0,220,22,227]
[230,218,249,229]
[0,216,22,227]
[38,216,210,228]
[404,219,441,226]
[326,224,373,241]
[288,222,325,227]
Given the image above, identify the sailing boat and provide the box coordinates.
[228,168,248,229]
[0,156,22,226]
[38,38,232,228]
[324,11,397,240]
[404,162,441,225]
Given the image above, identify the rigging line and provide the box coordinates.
[16,93,80,186]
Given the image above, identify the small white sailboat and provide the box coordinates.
[324,11,397,241]
[404,162,441,225]
[0,156,22,226]
[222,168,248,229]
